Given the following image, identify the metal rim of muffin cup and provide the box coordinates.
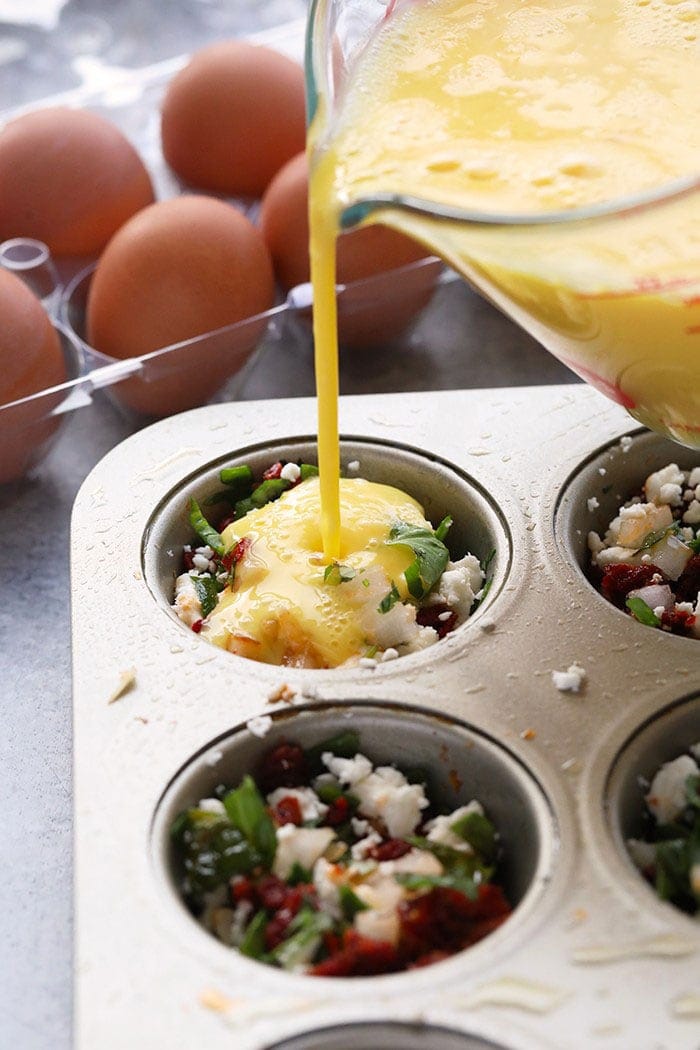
[263,1019,516,1050]
[150,700,560,985]
[141,436,513,667]
[554,428,699,641]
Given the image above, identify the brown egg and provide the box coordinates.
[0,268,67,484]
[0,106,154,257]
[161,41,306,198]
[259,152,436,347]
[86,195,275,416]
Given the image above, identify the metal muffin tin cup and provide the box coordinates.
[142,436,511,656]
[601,693,700,924]
[554,428,700,641]
[71,386,700,1049]
[152,700,557,972]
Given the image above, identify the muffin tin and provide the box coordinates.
[71,384,700,1049]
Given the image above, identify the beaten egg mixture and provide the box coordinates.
[174,474,483,668]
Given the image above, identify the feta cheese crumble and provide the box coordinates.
[552,663,586,693]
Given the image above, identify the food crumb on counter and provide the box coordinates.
[107,667,136,704]
[520,728,537,741]
[552,663,586,693]
[199,988,234,1013]
[267,683,297,704]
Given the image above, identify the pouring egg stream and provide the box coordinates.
[308,0,700,552]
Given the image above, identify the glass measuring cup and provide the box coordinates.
[305,0,700,447]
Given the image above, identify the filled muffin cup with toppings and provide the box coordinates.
[170,727,512,976]
[171,458,492,667]
[626,742,700,916]
[588,462,700,637]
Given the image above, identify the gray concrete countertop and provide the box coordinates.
[0,4,577,1048]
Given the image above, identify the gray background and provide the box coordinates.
[0,2,575,1048]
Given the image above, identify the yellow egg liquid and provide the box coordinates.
[309,0,700,556]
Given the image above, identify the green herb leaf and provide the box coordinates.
[378,581,400,614]
[339,884,369,920]
[190,573,220,618]
[395,871,479,900]
[324,562,356,585]
[239,909,268,959]
[689,532,700,554]
[300,463,319,480]
[188,498,224,554]
[686,774,700,810]
[385,521,450,600]
[223,775,276,867]
[450,811,497,863]
[626,596,662,627]
[287,862,313,885]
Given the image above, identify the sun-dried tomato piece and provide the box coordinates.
[221,536,251,572]
[183,548,196,571]
[263,887,305,950]
[262,461,284,479]
[274,794,304,826]
[600,563,662,607]
[257,741,308,793]
[325,795,351,827]
[310,929,403,977]
[398,884,511,959]
[229,875,255,903]
[675,554,700,604]
[255,874,289,911]
[661,607,697,635]
[368,838,412,862]
[416,602,458,638]
[191,618,203,634]
[408,949,451,969]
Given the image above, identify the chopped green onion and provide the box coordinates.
[235,477,291,518]
[626,596,662,627]
[633,520,681,554]
[220,464,254,489]
[188,498,224,554]
[324,562,356,585]
[239,909,268,959]
[435,515,453,542]
[378,581,400,613]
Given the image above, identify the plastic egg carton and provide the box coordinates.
[71,384,700,1050]
[0,15,449,482]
